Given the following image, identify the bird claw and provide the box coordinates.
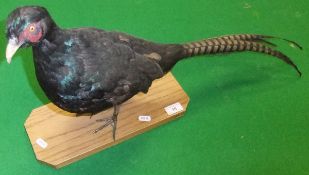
[93,115,118,141]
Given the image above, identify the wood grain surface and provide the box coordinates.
[24,72,190,169]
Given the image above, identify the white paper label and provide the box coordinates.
[36,138,48,149]
[138,115,152,122]
[164,102,183,115]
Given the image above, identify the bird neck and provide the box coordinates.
[34,25,63,57]
[44,19,59,38]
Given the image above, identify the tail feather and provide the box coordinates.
[222,34,302,49]
[182,34,302,76]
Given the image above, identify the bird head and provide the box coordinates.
[5,6,55,64]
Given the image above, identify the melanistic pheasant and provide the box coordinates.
[6,6,301,140]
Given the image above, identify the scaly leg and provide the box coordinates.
[94,104,119,140]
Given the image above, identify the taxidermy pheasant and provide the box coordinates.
[6,6,301,140]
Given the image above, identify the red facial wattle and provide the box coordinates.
[19,23,43,43]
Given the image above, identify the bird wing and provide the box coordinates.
[67,29,164,103]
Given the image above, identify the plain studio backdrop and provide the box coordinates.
[0,0,308,174]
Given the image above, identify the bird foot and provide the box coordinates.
[93,115,118,141]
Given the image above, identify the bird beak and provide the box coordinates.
[6,38,22,64]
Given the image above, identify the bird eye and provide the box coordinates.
[29,25,35,32]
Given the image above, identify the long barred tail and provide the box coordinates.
[182,34,302,76]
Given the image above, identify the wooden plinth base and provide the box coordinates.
[24,73,190,169]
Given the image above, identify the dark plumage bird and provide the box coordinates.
[6,6,301,140]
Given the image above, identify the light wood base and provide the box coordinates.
[24,73,190,169]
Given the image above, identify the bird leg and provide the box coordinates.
[94,104,120,140]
